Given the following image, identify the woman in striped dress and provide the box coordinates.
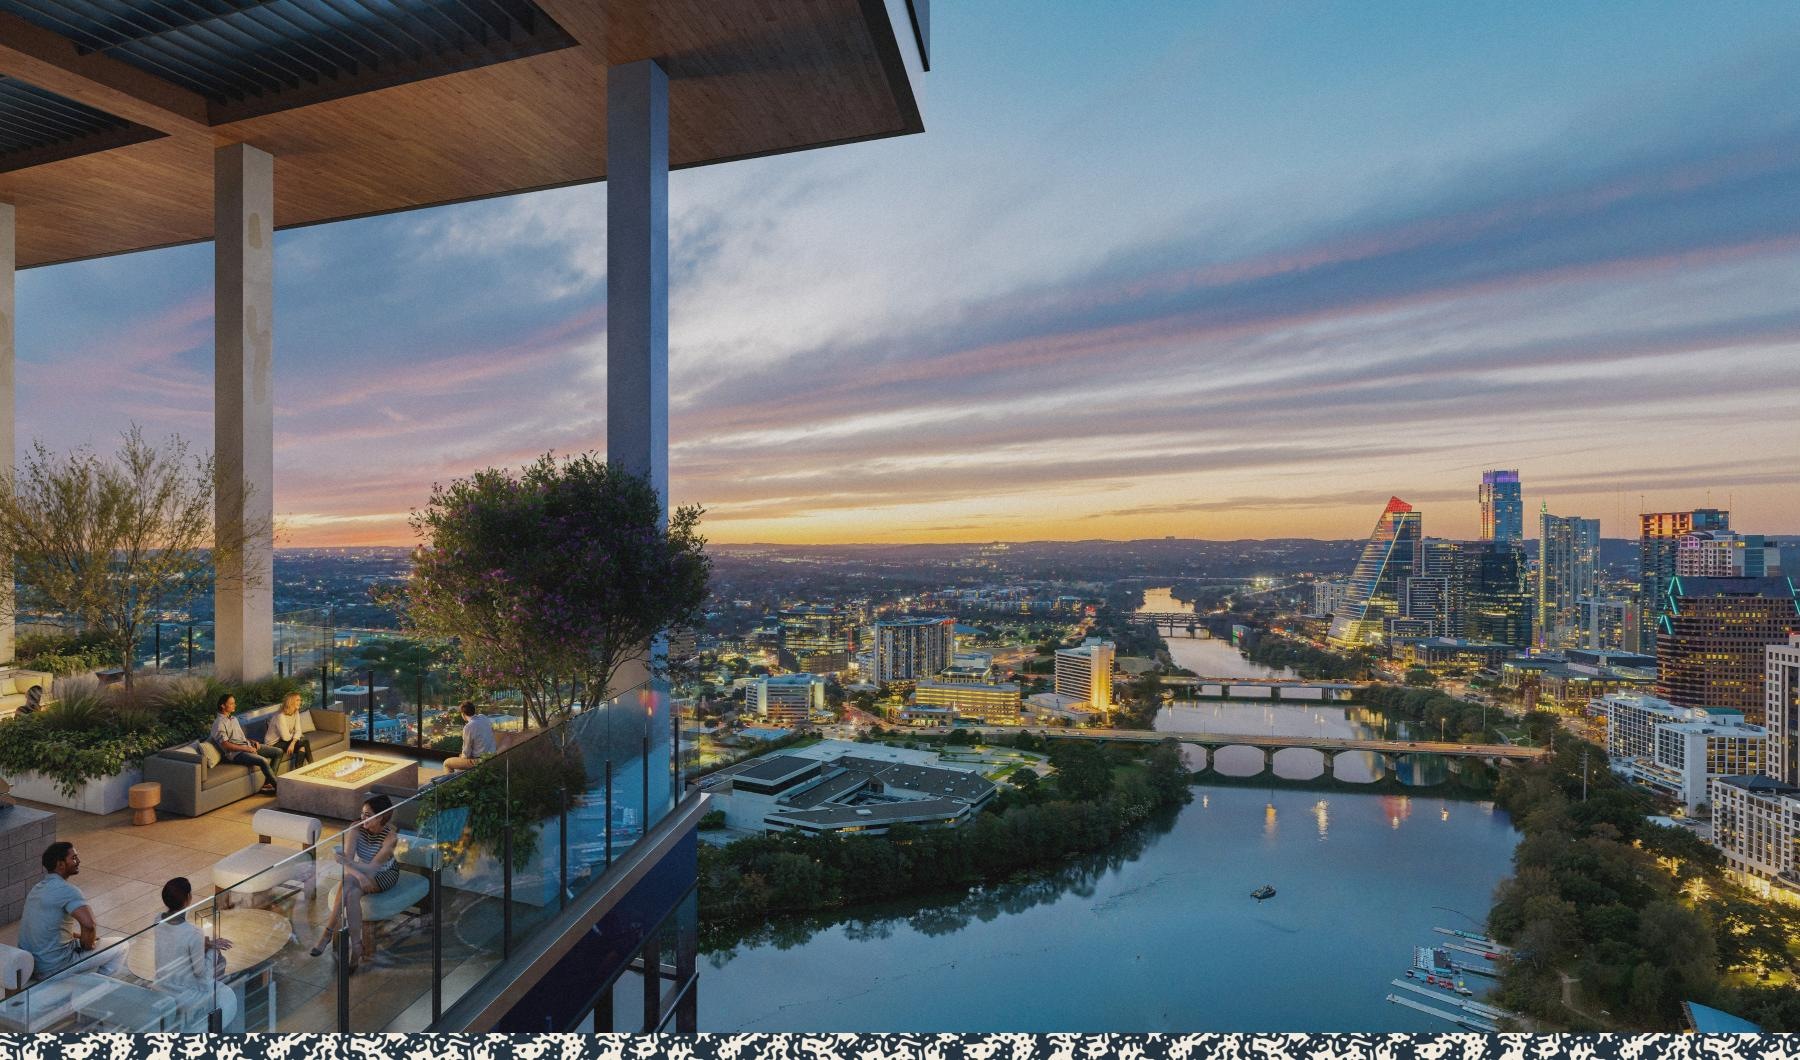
[310,794,400,967]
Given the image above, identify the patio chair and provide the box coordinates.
[0,944,29,997]
[211,808,321,908]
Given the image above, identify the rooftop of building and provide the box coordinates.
[1665,575,1799,599]
[1716,774,1800,796]
[763,796,972,831]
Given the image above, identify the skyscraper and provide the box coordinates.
[1478,470,1523,543]
[1656,576,1800,725]
[1638,508,1730,651]
[1328,497,1423,648]
[872,616,956,684]
[779,604,857,673]
[1461,541,1532,649]
[1537,507,1600,648]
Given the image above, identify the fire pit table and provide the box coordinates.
[275,752,417,821]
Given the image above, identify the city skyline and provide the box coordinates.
[16,3,1800,547]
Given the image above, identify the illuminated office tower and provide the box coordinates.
[1054,637,1115,711]
[1461,541,1532,649]
[1677,530,1781,578]
[779,604,856,672]
[1537,508,1600,648]
[1657,576,1800,725]
[1637,508,1730,652]
[750,673,827,726]
[1479,470,1523,543]
[1328,497,1423,648]
[872,616,956,683]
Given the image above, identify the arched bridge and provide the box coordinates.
[956,725,1545,778]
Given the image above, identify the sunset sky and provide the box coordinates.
[17,3,1800,548]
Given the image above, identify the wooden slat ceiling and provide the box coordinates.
[0,0,921,268]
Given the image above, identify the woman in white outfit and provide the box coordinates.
[152,877,242,1032]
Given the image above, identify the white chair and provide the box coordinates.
[0,944,30,997]
[212,808,321,907]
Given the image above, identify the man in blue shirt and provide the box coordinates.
[18,843,125,979]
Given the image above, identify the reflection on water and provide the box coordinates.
[699,783,1517,1033]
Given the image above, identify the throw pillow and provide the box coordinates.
[199,741,222,769]
[0,679,15,697]
[298,712,317,734]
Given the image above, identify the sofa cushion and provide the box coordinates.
[199,742,222,769]
[0,679,15,697]
[201,762,252,790]
[299,711,317,734]
[160,743,203,764]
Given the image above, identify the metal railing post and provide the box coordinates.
[502,759,513,958]
[366,670,376,745]
[430,863,443,1024]
[415,674,425,749]
[335,899,350,1032]
[153,624,161,671]
[186,625,194,670]
[604,758,613,867]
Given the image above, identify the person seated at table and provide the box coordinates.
[211,693,281,795]
[309,795,400,968]
[443,701,496,773]
[152,877,240,1032]
[19,842,126,979]
[269,692,314,768]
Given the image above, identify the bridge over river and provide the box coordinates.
[1158,676,1367,701]
[953,725,1545,779]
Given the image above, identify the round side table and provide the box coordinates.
[128,781,162,826]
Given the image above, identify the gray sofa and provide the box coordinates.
[143,706,350,817]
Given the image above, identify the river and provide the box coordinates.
[692,588,1519,1031]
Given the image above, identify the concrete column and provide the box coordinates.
[214,143,275,682]
[1319,750,1334,778]
[607,59,668,512]
[606,60,669,701]
[0,203,12,666]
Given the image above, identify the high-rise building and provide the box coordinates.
[872,616,956,684]
[1657,576,1800,725]
[1460,541,1532,649]
[779,604,856,673]
[1578,596,1637,652]
[1478,470,1523,543]
[1311,579,1350,618]
[1054,637,1115,711]
[1328,497,1423,648]
[1677,530,1781,578]
[750,673,828,726]
[1638,508,1730,651]
[1763,634,1800,784]
[1537,507,1600,649]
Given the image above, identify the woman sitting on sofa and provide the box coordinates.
[270,692,314,768]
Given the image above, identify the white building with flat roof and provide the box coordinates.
[1602,692,1765,813]
[1054,637,1114,712]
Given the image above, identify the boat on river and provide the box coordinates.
[1251,884,1276,900]
[1404,968,1472,996]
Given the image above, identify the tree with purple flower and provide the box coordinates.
[389,454,709,725]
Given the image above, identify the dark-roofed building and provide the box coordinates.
[704,748,996,836]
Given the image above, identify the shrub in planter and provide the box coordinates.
[0,672,302,798]
[418,734,587,871]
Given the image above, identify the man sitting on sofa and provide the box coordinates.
[210,694,281,795]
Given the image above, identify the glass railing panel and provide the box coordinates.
[500,739,566,946]
[417,763,507,1017]
[230,817,363,1032]
[641,678,675,834]
[565,702,613,890]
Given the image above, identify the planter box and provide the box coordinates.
[8,767,144,815]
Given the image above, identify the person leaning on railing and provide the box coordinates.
[443,701,496,773]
